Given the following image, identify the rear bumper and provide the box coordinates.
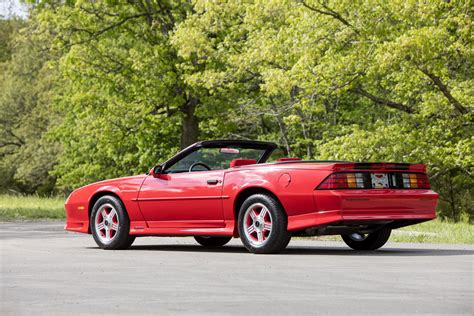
[288,189,438,231]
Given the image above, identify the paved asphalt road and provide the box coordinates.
[1,221,473,315]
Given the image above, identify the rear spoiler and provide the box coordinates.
[331,163,427,173]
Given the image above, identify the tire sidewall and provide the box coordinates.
[90,195,132,250]
[238,193,290,254]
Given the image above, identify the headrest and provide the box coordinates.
[277,157,302,162]
[230,159,257,168]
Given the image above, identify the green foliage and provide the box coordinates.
[0,0,472,220]
[0,194,65,220]
[33,1,198,188]
[0,17,60,195]
[172,0,473,220]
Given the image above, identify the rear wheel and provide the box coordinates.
[194,236,232,248]
[341,227,391,250]
[90,195,135,250]
[238,193,291,254]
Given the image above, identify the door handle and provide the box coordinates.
[207,179,219,185]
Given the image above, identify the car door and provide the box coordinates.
[137,170,225,228]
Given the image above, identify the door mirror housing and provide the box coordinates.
[150,165,163,177]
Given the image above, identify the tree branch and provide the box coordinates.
[300,0,359,34]
[351,87,415,114]
[270,98,291,155]
[420,69,469,115]
[64,13,150,48]
[0,141,23,148]
[1,129,25,147]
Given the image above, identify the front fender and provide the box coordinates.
[65,175,147,234]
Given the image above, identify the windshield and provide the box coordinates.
[165,147,265,173]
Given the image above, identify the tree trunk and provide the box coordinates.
[270,100,291,156]
[295,108,313,158]
[180,97,199,149]
[447,171,458,222]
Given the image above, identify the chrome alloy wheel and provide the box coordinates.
[94,203,119,244]
[243,203,273,247]
[348,232,368,242]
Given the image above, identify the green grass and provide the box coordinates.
[0,194,65,220]
[0,194,472,244]
[390,219,474,244]
[311,220,474,244]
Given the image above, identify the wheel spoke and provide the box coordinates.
[111,223,119,231]
[101,209,108,219]
[257,231,264,242]
[247,225,256,235]
[96,222,105,230]
[263,222,272,232]
[249,209,258,220]
[109,208,117,219]
[259,207,268,219]
[105,228,111,240]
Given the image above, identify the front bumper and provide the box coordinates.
[64,200,90,234]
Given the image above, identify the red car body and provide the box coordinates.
[65,140,438,242]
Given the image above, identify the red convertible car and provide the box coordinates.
[65,140,438,254]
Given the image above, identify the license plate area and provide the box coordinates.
[371,173,389,189]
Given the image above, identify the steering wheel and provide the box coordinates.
[189,162,211,172]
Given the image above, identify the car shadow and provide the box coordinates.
[113,244,474,257]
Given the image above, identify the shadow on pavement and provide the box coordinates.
[97,244,474,257]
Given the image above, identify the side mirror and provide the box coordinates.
[150,165,162,177]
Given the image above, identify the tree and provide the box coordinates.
[0,17,60,194]
[172,0,473,220]
[1,0,472,220]
[33,1,226,188]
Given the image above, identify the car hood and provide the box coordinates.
[71,174,148,196]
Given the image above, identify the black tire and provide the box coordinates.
[90,195,136,250]
[194,236,232,248]
[238,193,291,254]
[341,227,392,250]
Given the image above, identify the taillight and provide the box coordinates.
[317,172,431,189]
[402,173,430,189]
[318,173,366,189]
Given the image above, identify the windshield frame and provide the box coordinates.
[160,140,277,174]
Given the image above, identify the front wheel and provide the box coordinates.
[194,236,232,248]
[90,195,135,250]
[238,194,291,254]
[341,227,392,250]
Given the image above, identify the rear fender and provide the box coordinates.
[223,168,323,234]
